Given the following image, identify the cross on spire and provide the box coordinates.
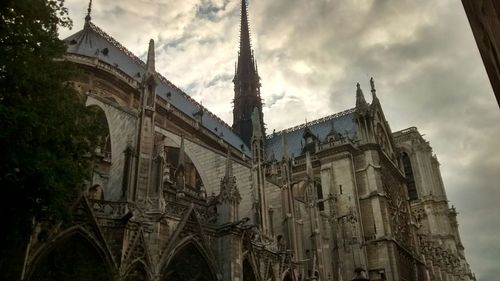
[239,0,252,66]
[85,0,93,23]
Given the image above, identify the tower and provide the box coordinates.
[232,0,265,147]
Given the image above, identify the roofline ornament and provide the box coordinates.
[85,0,93,23]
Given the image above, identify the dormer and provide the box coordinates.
[302,125,319,154]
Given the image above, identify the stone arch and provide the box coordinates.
[26,226,115,281]
[159,132,211,194]
[161,238,217,281]
[156,127,255,220]
[123,260,150,281]
[164,144,204,193]
[87,105,112,199]
[86,95,137,200]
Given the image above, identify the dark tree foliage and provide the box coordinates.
[0,0,99,278]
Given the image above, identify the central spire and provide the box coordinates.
[232,0,265,148]
[238,0,253,73]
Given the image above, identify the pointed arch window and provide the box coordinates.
[402,152,418,200]
[315,180,324,211]
[162,243,216,281]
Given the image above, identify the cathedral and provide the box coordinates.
[20,1,476,280]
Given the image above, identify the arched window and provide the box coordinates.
[315,180,324,211]
[402,152,418,200]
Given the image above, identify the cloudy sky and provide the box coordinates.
[59,0,500,278]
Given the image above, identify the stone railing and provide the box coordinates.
[64,53,140,88]
[163,200,217,223]
[267,108,356,139]
[89,196,217,225]
[89,199,133,219]
[393,126,419,138]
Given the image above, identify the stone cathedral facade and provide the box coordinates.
[20,1,476,281]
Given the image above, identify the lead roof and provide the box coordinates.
[265,108,359,161]
[64,23,251,156]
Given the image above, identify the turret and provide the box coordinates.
[132,39,158,206]
[217,150,241,224]
[250,108,269,237]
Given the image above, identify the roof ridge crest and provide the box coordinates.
[89,23,145,68]
[266,107,356,139]
[88,23,234,132]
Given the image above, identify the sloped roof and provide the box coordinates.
[265,108,358,160]
[64,23,251,155]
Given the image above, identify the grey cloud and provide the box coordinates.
[161,36,190,51]
[256,1,500,279]
[196,0,231,21]
[206,73,233,88]
[265,91,286,108]
[60,0,499,279]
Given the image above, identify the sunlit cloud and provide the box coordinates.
[59,0,500,279]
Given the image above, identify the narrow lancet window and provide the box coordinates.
[402,152,418,200]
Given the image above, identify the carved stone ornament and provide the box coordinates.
[218,175,241,204]
[383,179,411,248]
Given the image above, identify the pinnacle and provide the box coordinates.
[356,82,368,108]
[146,39,155,74]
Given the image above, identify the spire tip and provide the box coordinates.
[146,39,156,74]
[85,0,93,23]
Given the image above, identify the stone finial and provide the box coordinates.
[305,151,313,180]
[85,0,93,23]
[219,150,240,204]
[370,77,378,102]
[355,82,368,109]
[327,121,342,141]
[146,39,155,74]
[251,107,263,139]
[281,133,290,161]
[174,136,187,195]
[225,149,233,178]
[177,135,185,170]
